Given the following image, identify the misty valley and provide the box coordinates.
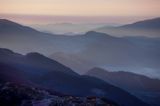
[0,17,160,106]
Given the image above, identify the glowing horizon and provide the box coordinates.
[0,0,160,24]
[1,0,160,16]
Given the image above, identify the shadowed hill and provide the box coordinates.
[96,17,160,37]
[0,48,149,106]
[86,67,160,106]
[0,19,160,78]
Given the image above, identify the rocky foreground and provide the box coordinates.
[0,82,118,106]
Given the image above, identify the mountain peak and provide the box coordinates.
[85,31,113,38]
[0,19,21,26]
[0,19,15,22]
[0,48,15,56]
[85,31,106,35]
[26,52,45,58]
[0,19,11,22]
[120,17,160,29]
[0,19,40,34]
[86,67,110,75]
[25,52,52,62]
[87,67,152,79]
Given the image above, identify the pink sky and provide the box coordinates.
[0,0,160,24]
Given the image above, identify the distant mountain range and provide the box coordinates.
[0,18,160,105]
[0,18,160,78]
[120,18,160,29]
[86,67,160,106]
[50,52,95,74]
[95,17,160,37]
[31,23,106,35]
[0,48,149,106]
[0,19,41,35]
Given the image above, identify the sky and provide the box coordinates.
[0,0,160,24]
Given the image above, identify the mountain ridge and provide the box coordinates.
[0,19,40,35]
[86,67,160,106]
[120,17,160,29]
[0,19,160,78]
[96,17,160,37]
[0,48,149,106]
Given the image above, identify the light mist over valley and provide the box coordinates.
[0,17,160,106]
[1,0,160,105]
